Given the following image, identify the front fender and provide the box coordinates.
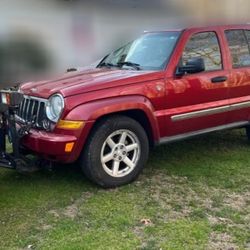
[64,95,160,142]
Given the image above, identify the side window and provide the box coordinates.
[182,32,222,71]
[245,30,250,42]
[244,29,250,49]
[225,30,250,68]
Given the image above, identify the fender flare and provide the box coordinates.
[64,95,160,142]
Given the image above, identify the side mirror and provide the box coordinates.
[176,57,205,76]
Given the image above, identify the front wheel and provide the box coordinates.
[80,115,149,188]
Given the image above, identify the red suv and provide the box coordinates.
[1,24,250,187]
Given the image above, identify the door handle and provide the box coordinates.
[211,76,228,83]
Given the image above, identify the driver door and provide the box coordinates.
[164,30,230,137]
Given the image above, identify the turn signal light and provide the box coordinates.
[65,142,75,152]
[57,120,84,130]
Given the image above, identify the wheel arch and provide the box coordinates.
[93,109,155,147]
[65,95,160,149]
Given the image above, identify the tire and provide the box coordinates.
[80,115,149,188]
[246,126,250,141]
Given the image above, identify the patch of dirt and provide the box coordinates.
[41,224,53,231]
[137,171,247,249]
[206,232,238,250]
[138,171,214,221]
[48,210,60,218]
[244,213,250,225]
[133,223,157,249]
[63,192,94,219]
[224,191,250,211]
[139,171,249,227]
[207,215,233,226]
[63,203,78,219]
[49,191,94,219]
[131,170,250,250]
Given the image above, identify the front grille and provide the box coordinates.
[17,95,47,128]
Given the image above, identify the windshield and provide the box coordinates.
[98,31,180,71]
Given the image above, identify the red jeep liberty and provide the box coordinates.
[1,24,250,187]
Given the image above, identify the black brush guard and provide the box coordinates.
[0,90,48,172]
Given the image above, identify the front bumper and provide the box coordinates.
[21,129,77,161]
[0,88,95,166]
[20,121,94,163]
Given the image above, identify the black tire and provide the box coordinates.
[80,115,149,188]
[246,126,250,141]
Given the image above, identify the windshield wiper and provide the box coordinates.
[98,61,141,70]
[118,61,141,70]
[98,62,117,68]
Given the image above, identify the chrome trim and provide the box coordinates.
[25,99,31,120]
[19,98,24,117]
[230,101,250,110]
[16,95,48,128]
[31,100,36,121]
[171,101,250,122]
[36,101,41,127]
[23,95,47,102]
[23,98,28,119]
[172,105,230,121]
[159,121,249,144]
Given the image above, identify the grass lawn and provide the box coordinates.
[0,129,249,250]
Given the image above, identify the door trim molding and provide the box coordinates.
[171,101,250,121]
[159,121,249,145]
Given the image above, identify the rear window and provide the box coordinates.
[225,29,250,68]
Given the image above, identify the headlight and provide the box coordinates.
[45,94,64,122]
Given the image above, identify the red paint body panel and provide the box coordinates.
[21,121,94,163]
[19,24,250,163]
[226,69,250,122]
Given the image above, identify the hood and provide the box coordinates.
[20,68,162,99]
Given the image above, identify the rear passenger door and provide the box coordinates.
[224,29,250,123]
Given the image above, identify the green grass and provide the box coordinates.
[0,129,250,249]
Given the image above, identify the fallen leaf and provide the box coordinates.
[140,218,152,225]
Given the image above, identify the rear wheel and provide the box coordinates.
[80,115,149,188]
